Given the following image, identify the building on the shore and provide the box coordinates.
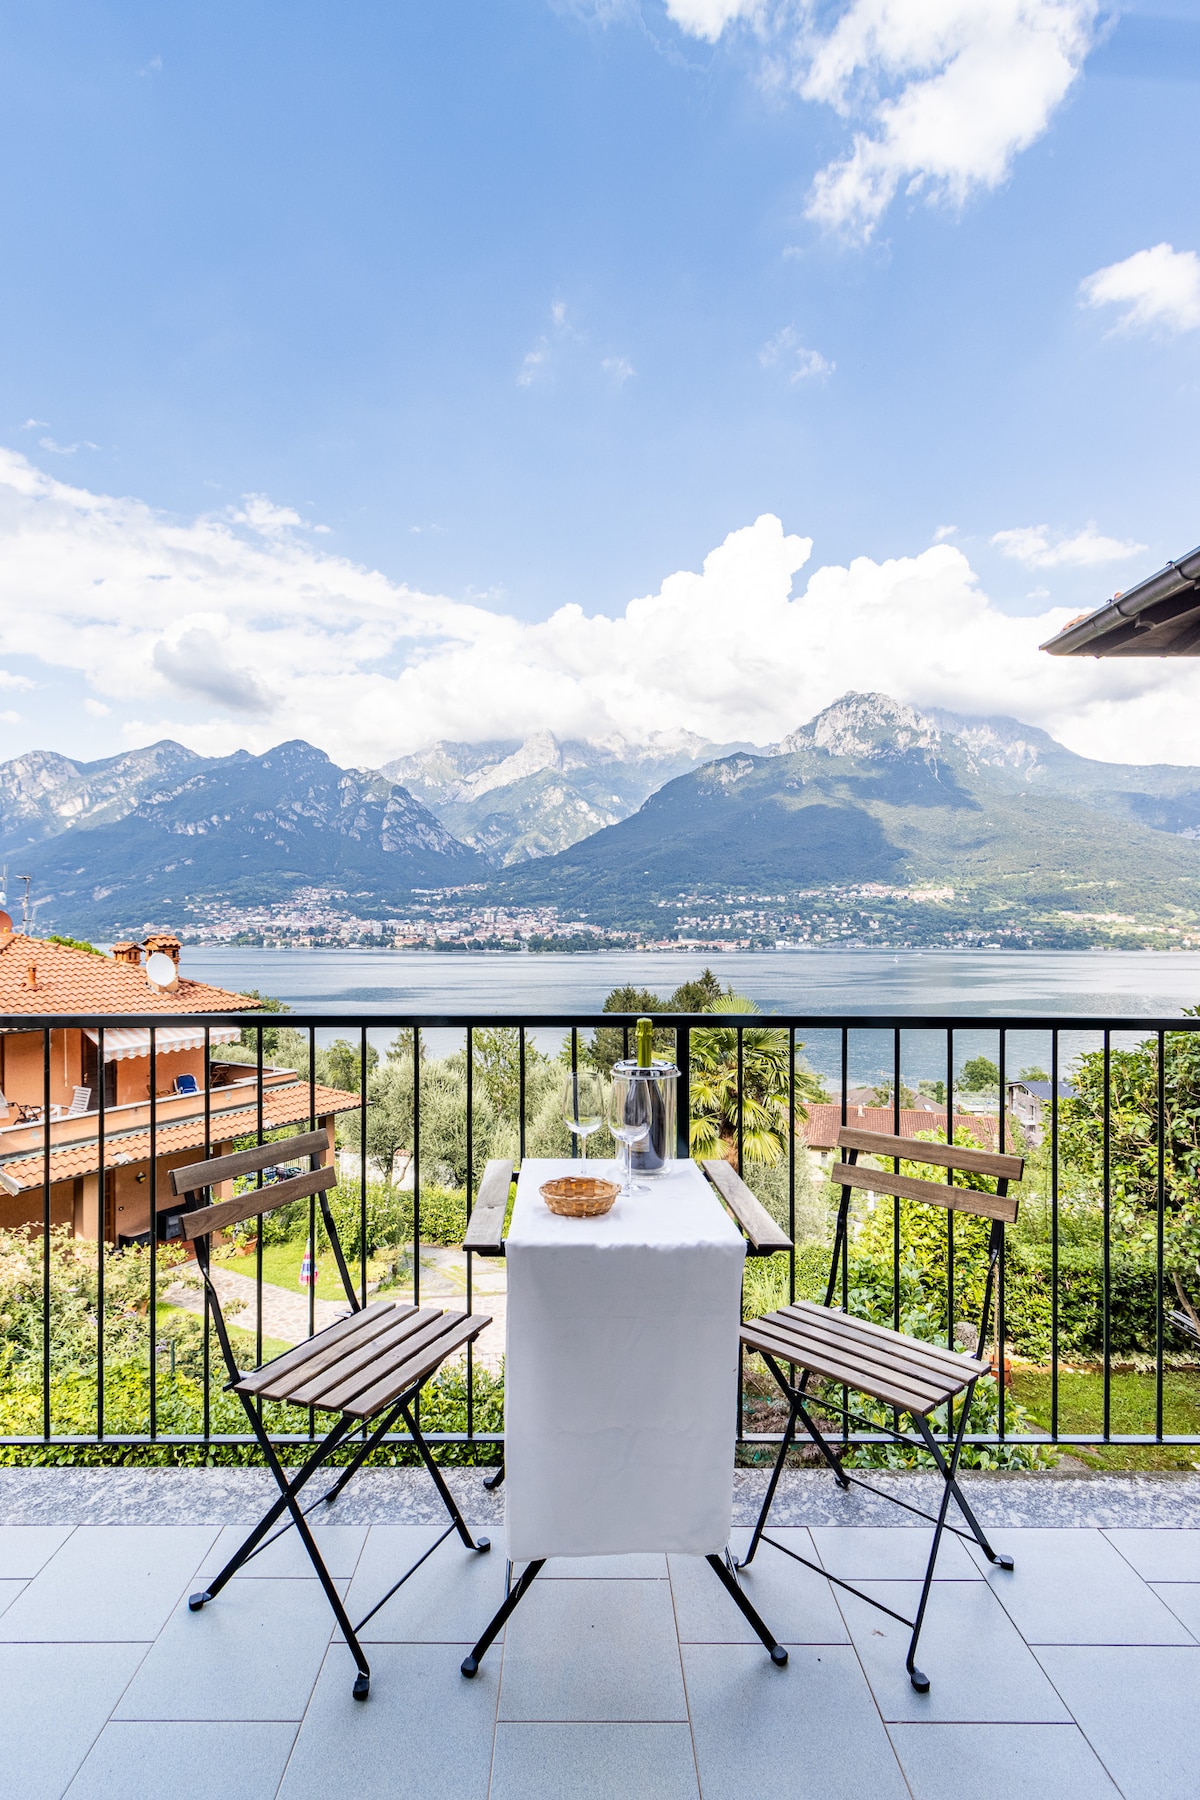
[0,929,357,1242]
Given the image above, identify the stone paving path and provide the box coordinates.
[163,1264,350,1345]
[2,1474,1199,1798]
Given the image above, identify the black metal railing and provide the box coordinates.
[2,1007,1198,1461]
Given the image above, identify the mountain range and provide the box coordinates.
[4,693,1200,942]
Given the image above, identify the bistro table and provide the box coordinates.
[460,1155,788,1674]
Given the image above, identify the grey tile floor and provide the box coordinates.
[1,1514,1198,1799]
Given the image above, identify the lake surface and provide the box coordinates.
[186,945,1200,1020]
[185,947,1200,1087]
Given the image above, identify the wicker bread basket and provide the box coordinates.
[539,1175,620,1218]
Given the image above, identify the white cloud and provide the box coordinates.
[759,325,834,381]
[84,698,110,717]
[601,355,636,385]
[669,1,1098,244]
[933,524,957,541]
[0,669,34,689]
[0,447,1198,769]
[1079,243,1200,337]
[991,523,1147,568]
[0,710,19,725]
[664,0,762,41]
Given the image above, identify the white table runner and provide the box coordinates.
[503,1157,746,1562]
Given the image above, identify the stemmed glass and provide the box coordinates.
[608,1073,651,1198]
[561,1070,605,1161]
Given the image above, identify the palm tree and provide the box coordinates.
[688,994,827,1168]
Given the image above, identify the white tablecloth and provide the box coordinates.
[503,1157,746,1562]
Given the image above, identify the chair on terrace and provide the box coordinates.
[735,1124,1023,1692]
[174,1073,199,1096]
[172,1126,493,1699]
[46,1086,91,1122]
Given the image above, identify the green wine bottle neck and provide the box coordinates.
[636,1016,653,1069]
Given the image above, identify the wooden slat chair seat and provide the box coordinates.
[172,1127,493,1701]
[737,1124,1024,1694]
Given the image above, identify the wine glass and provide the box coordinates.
[562,1069,604,1161]
[609,1073,651,1198]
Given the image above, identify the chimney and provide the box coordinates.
[142,932,181,967]
[111,942,142,967]
[26,963,37,990]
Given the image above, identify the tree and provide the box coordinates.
[236,990,289,1058]
[1017,1066,1049,1082]
[918,1079,946,1106]
[324,1037,378,1094]
[873,1079,918,1109]
[689,994,828,1168]
[960,1056,1000,1092]
[586,986,668,1075]
[1058,1011,1200,1329]
[670,969,724,1014]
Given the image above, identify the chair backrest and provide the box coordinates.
[175,1073,199,1096]
[832,1126,1022,1224]
[66,1086,91,1119]
[170,1127,337,1241]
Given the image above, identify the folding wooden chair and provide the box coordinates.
[173,1127,492,1699]
[737,1125,1023,1691]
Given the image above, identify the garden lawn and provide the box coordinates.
[1011,1364,1200,1470]
[212,1237,381,1304]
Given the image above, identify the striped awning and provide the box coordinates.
[82,1025,242,1062]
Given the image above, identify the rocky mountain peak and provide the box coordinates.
[777,692,941,760]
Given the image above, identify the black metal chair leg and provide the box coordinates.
[190,1414,353,1605]
[461,1559,545,1677]
[738,1396,799,1569]
[483,1458,505,1491]
[705,1554,788,1665]
[400,1400,490,1553]
[320,1401,407,1507]
[793,1395,851,1489]
[906,1407,973,1693]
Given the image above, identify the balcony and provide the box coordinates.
[1,1005,1198,1794]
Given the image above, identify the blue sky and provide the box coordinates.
[1,2,1199,770]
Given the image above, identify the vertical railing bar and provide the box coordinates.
[42,1027,51,1442]
[996,1027,1006,1441]
[359,1025,368,1308]
[788,1026,796,1306]
[96,1023,106,1442]
[570,1026,578,1161]
[465,1025,474,1442]
[1156,1028,1166,1443]
[413,1024,421,1314]
[256,1023,264,1369]
[1050,1029,1059,1443]
[308,1023,317,1441]
[518,1026,527,1164]
[944,1028,955,1444]
[149,1026,157,1441]
[1102,1030,1111,1442]
[736,1026,744,1176]
[892,1028,901,1347]
[841,1027,848,1447]
[203,1024,211,1446]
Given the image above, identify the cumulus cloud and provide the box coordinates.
[759,326,834,381]
[991,523,1147,568]
[1080,243,1200,337]
[667,0,1098,244]
[0,447,1197,769]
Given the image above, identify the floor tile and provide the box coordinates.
[1150,1582,1200,1639]
[838,1579,1070,1722]
[1106,1528,1200,1583]
[277,1641,496,1800]
[889,1722,1120,1798]
[115,1577,337,1721]
[498,1578,686,1721]
[199,1522,367,1582]
[811,1524,982,1581]
[64,1721,297,1800]
[543,1553,668,1578]
[968,1527,1192,1644]
[0,1525,74,1578]
[0,1641,147,1800]
[683,1643,908,1800]
[0,1525,217,1642]
[341,1524,500,1641]
[1036,1647,1200,1800]
[668,1533,847,1644]
[490,1723,699,1799]
[0,1579,26,1617]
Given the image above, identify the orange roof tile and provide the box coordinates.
[802,1103,1015,1154]
[0,1080,359,1190]
[0,932,258,1017]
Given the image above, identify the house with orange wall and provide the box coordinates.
[0,929,357,1242]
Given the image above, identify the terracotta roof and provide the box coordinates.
[0,933,258,1017]
[0,1080,359,1190]
[802,1103,1015,1155]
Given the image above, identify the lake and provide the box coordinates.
[184,946,1200,1087]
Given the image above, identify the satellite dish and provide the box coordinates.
[145,951,177,988]
[0,910,11,933]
